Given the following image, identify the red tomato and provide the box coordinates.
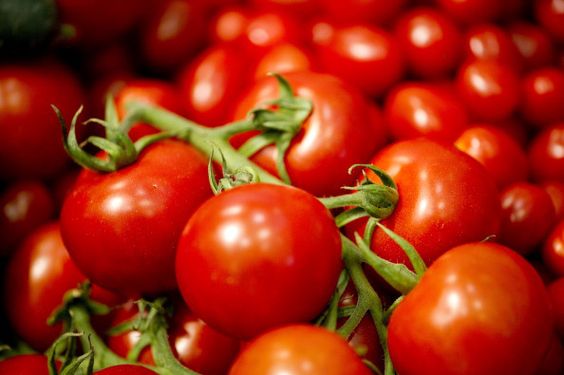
[243,9,303,50]
[463,24,523,71]
[454,125,529,189]
[319,0,406,25]
[94,365,158,375]
[363,139,500,266]
[542,221,564,277]
[528,122,564,183]
[435,0,504,24]
[535,335,564,375]
[509,22,555,71]
[249,0,318,18]
[456,59,520,122]
[0,61,85,180]
[535,0,564,42]
[60,140,211,294]
[521,68,564,128]
[253,42,314,80]
[178,43,251,127]
[228,325,372,375]
[56,0,146,47]
[108,300,241,375]
[499,182,557,255]
[384,82,469,142]
[548,277,564,339]
[394,7,463,79]
[232,71,388,197]
[176,183,342,339]
[542,181,564,220]
[3,222,120,351]
[208,6,249,45]
[0,354,51,375]
[388,242,553,375]
[139,0,209,71]
[114,79,184,141]
[0,180,55,256]
[312,22,405,97]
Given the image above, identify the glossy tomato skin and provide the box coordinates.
[456,59,520,122]
[312,22,405,97]
[463,24,523,71]
[521,68,564,128]
[319,0,406,25]
[388,242,553,375]
[542,221,564,277]
[509,22,555,70]
[0,354,51,375]
[436,0,504,25]
[528,123,564,183]
[233,71,388,197]
[454,125,529,189]
[499,182,557,255]
[61,140,211,295]
[535,0,564,42]
[394,7,463,79]
[384,82,469,142]
[535,335,564,375]
[228,325,372,375]
[0,180,55,256]
[366,139,500,266]
[94,365,158,375]
[252,42,315,80]
[0,61,85,180]
[542,181,564,220]
[176,183,342,339]
[3,222,120,351]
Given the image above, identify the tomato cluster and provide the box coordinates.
[1,0,564,374]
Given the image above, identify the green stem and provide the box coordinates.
[149,318,200,375]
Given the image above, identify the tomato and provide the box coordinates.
[252,42,314,80]
[535,335,564,375]
[528,122,564,183]
[108,299,241,375]
[548,277,564,339]
[208,6,250,45]
[360,139,500,266]
[384,82,469,142]
[228,325,372,375]
[542,221,564,277]
[542,181,564,220]
[232,71,388,197]
[0,354,51,375]
[454,125,529,189]
[56,0,147,47]
[509,22,555,71]
[60,140,211,295]
[535,0,564,42]
[243,9,304,50]
[139,0,209,72]
[388,242,553,375]
[94,365,158,375]
[249,0,319,18]
[463,24,523,71]
[312,22,405,97]
[435,0,504,25]
[0,180,55,256]
[319,0,406,25]
[178,43,251,127]
[0,61,85,180]
[175,183,342,339]
[521,68,564,128]
[3,222,121,351]
[499,182,557,255]
[394,7,463,79]
[114,79,184,141]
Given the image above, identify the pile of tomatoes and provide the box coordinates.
[1,0,564,374]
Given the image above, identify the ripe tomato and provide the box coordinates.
[0,180,55,256]
[362,138,500,266]
[228,325,372,375]
[243,9,304,50]
[528,122,564,183]
[548,277,564,338]
[542,221,564,277]
[108,299,241,375]
[252,42,314,80]
[463,24,523,71]
[542,181,564,220]
[509,22,555,70]
[312,22,405,97]
[94,365,158,375]
[436,0,504,25]
[521,68,564,128]
[394,7,463,79]
[208,6,249,45]
[0,354,51,375]
[0,61,85,180]
[175,183,342,339]
[535,335,564,375]
[3,222,120,351]
[232,71,388,197]
[384,82,469,142]
[454,125,529,189]
[388,242,553,375]
[60,140,211,294]
[499,182,557,255]
[535,0,564,42]
[319,0,406,25]
[456,59,520,122]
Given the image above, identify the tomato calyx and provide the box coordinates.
[208,149,261,194]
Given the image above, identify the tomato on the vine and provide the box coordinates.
[176,183,342,339]
[0,354,51,375]
[94,365,158,375]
